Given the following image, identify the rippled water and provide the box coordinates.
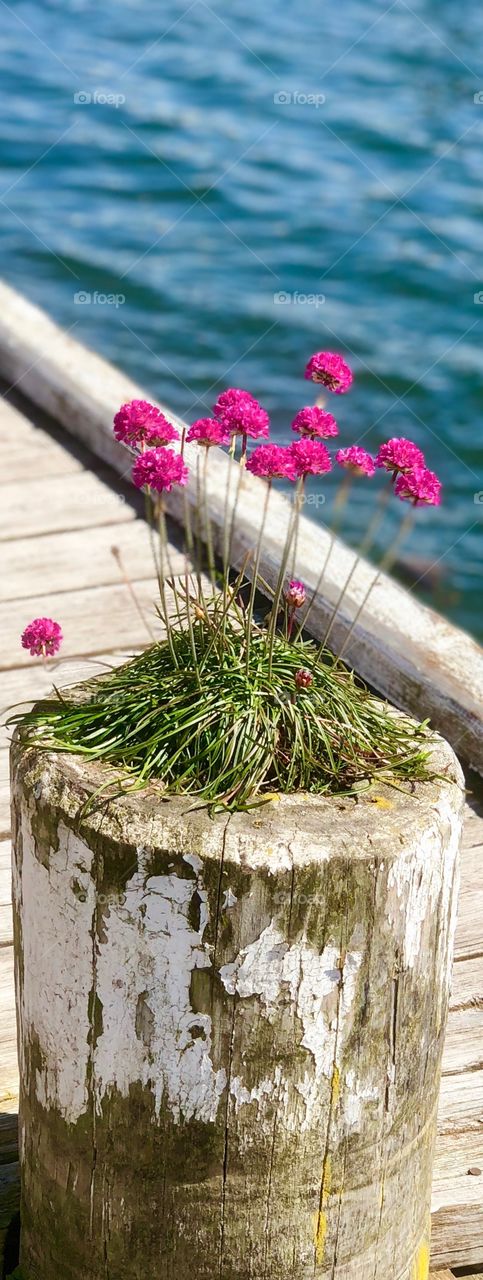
[1,0,482,636]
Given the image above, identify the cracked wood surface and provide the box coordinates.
[0,380,483,1270]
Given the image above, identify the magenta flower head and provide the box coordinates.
[291,406,339,440]
[304,351,353,394]
[336,446,375,477]
[132,447,188,493]
[376,437,425,476]
[246,443,296,481]
[285,579,306,610]
[114,400,179,449]
[394,466,442,507]
[21,617,63,658]
[213,387,270,440]
[295,668,313,690]
[186,418,231,447]
[290,439,332,478]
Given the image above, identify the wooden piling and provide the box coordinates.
[10,724,465,1278]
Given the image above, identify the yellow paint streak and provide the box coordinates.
[314,1154,332,1266]
[314,1210,327,1266]
[371,795,394,809]
[412,1237,430,1280]
[331,1065,340,1108]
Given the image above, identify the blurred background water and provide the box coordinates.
[0,0,482,636]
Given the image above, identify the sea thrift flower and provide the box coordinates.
[394,466,442,507]
[114,400,179,449]
[291,407,339,439]
[186,418,231,447]
[285,580,306,609]
[214,387,270,439]
[376,437,425,476]
[290,439,332,478]
[336,446,375,477]
[132,448,188,493]
[304,351,353,393]
[246,444,297,480]
[21,618,63,658]
[295,668,313,689]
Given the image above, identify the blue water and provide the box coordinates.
[1,0,482,636]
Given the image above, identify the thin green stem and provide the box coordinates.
[319,485,392,653]
[333,506,416,669]
[267,477,304,676]
[245,481,271,673]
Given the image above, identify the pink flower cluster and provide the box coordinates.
[114,400,179,449]
[247,439,332,481]
[291,406,338,439]
[336,446,375,477]
[376,437,425,476]
[21,618,63,658]
[376,437,441,506]
[304,351,353,394]
[246,444,296,480]
[394,466,442,507]
[186,418,231,447]
[113,400,188,496]
[213,387,270,440]
[132,448,188,493]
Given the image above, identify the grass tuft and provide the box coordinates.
[12,606,431,812]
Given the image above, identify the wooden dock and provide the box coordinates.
[1,321,483,1272]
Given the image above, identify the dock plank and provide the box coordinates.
[0,471,134,541]
[0,521,172,602]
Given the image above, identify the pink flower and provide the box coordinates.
[213,387,256,416]
[376,437,425,476]
[290,439,332,478]
[295,668,313,689]
[285,580,306,609]
[246,444,296,480]
[336,446,375,477]
[21,617,63,658]
[114,400,179,449]
[291,406,339,439]
[394,467,442,507]
[132,448,189,493]
[186,418,231,447]
[304,351,353,393]
[213,387,270,439]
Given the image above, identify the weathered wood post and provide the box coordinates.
[11,732,464,1279]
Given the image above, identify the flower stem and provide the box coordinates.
[245,480,271,673]
[333,506,415,669]
[267,477,304,676]
[319,485,391,654]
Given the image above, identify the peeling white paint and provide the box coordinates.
[222,888,237,910]
[387,790,462,971]
[220,921,364,1129]
[17,806,227,1126]
[16,812,93,1122]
